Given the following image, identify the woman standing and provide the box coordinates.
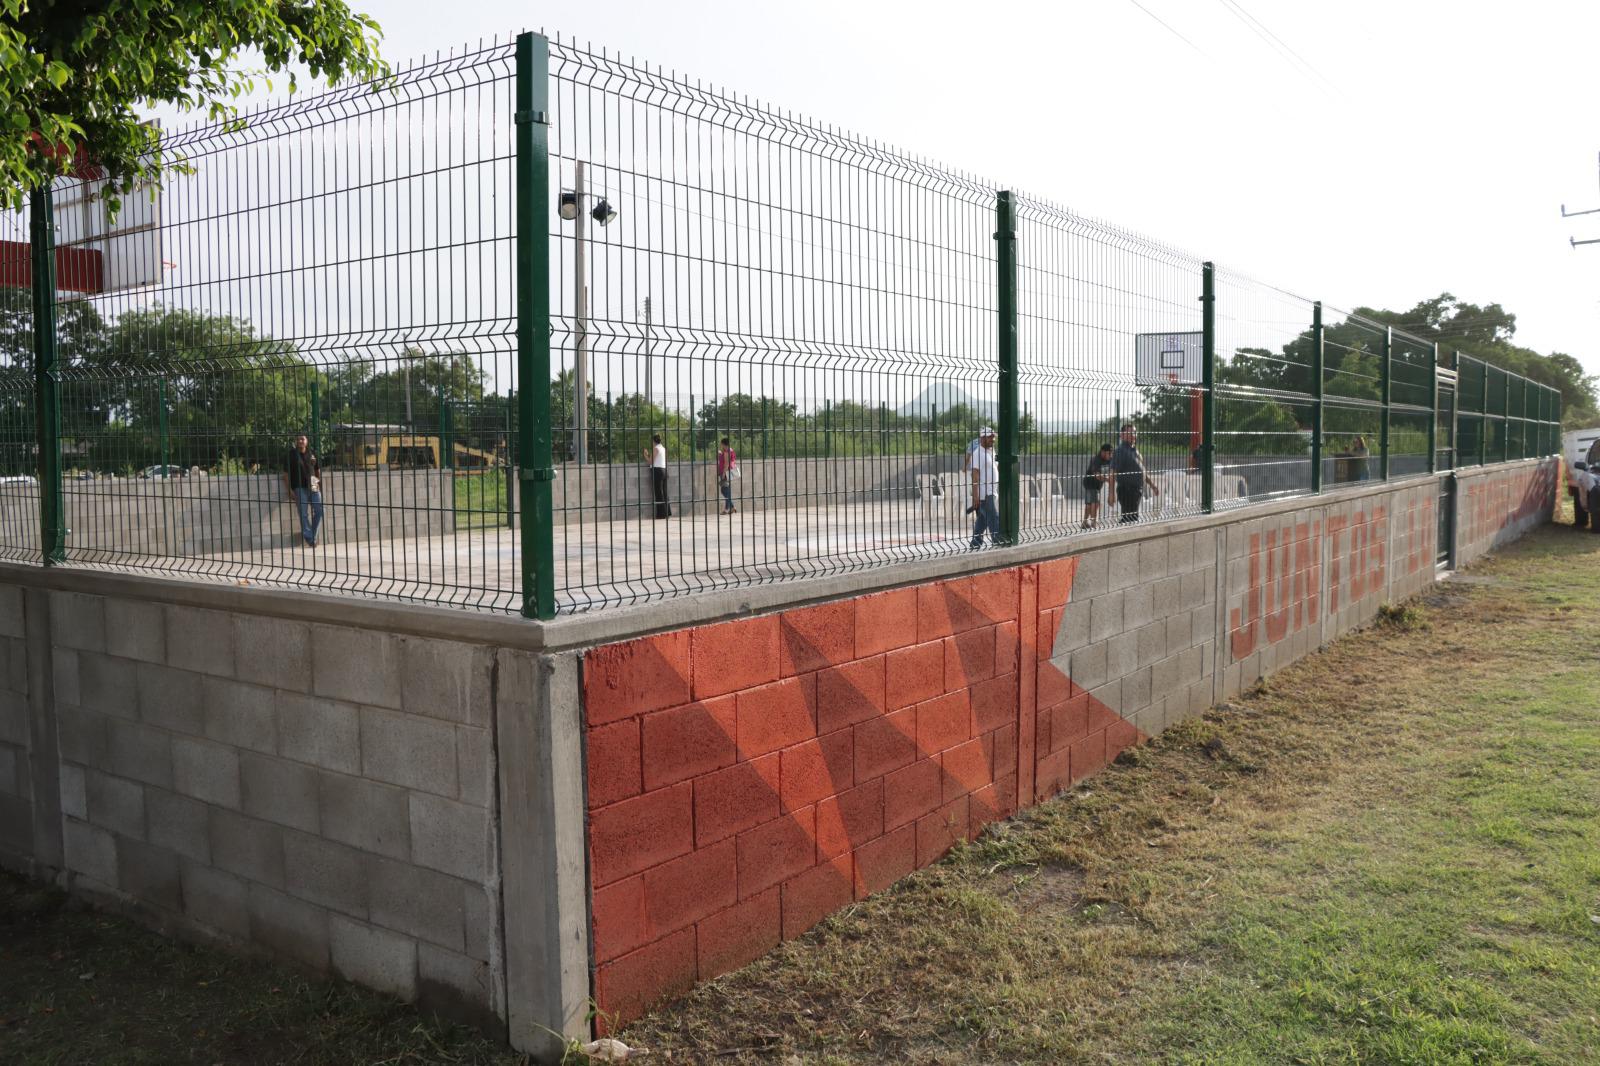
[716,437,739,515]
[647,434,671,519]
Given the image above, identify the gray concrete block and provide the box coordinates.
[0,791,30,854]
[418,943,494,1025]
[232,614,312,693]
[1089,592,1123,644]
[50,592,105,653]
[276,693,360,774]
[1089,680,1122,715]
[1190,605,1215,645]
[1135,621,1165,669]
[56,705,106,768]
[368,855,467,952]
[409,793,489,883]
[1179,569,1208,611]
[1151,575,1182,619]
[1198,565,1216,604]
[85,769,145,840]
[330,914,417,999]
[284,831,369,918]
[1195,641,1214,678]
[1122,667,1153,713]
[104,599,166,664]
[117,837,183,911]
[209,808,284,889]
[1107,544,1141,592]
[1151,654,1182,699]
[1072,550,1109,599]
[359,708,458,798]
[0,744,16,795]
[79,653,139,721]
[1138,539,1168,580]
[455,726,492,809]
[146,788,211,864]
[0,585,21,639]
[312,626,401,710]
[202,677,277,754]
[165,605,236,678]
[1166,532,1195,576]
[1068,642,1107,690]
[136,662,205,734]
[104,719,173,790]
[1166,611,1193,656]
[462,882,493,962]
[1056,601,1091,655]
[59,764,87,820]
[0,693,24,747]
[1179,644,1204,684]
[1124,584,1155,630]
[51,647,79,709]
[400,639,493,727]
[319,771,410,860]
[63,817,118,884]
[181,859,250,939]
[240,753,320,833]
[2,637,25,697]
[248,882,330,969]
[1105,637,1136,682]
[172,736,241,809]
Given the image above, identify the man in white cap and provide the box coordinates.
[966,426,1000,549]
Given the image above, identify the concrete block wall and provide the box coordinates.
[0,584,34,862]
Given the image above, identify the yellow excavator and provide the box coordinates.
[331,425,503,470]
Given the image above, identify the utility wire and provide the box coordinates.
[1126,0,1207,57]
[1214,0,1342,98]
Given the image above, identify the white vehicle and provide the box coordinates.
[0,474,38,486]
[1562,428,1600,469]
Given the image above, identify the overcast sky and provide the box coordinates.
[309,0,1597,378]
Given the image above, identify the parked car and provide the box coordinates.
[0,474,38,486]
[139,465,186,480]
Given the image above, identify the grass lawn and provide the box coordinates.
[453,470,512,529]
[3,521,1598,1064]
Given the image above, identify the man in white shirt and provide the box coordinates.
[646,434,671,519]
[967,426,1000,549]
[1570,461,1594,530]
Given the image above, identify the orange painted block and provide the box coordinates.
[1069,729,1108,783]
[1052,693,1090,749]
[816,655,886,733]
[970,671,1018,734]
[693,754,780,847]
[587,719,642,809]
[918,574,1009,642]
[594,926,696,1031]
[855,587,919,658]
[853,822,916,899]
[940,737,991,802]
[640,696,736,791]
[943,626,997,691]
[968,783,999,837]
[916,689,971,754]
[968,567,1022,624]
[779,729,855,813]
[1106,717,1141,758]
[885,640,945,709]
[853,707,917,782]
[586,631,692,726]
[988,723,1017,782]
[1036,746,1071,799]
[1086,697,1119,732]
[779,600,856,677]
[995,771,1018,817]
[696,887,781,981]
[883,757,943,831]
[815,778,884,859]
[644,839,737,940]
[916,795,969,867]
[1037,606,1061,661]
[736,675,817,758]
[590,782,694,888]
[781,856,854,939]
[1037,660,1072,709]
[591,874,648,964]
[1037,557,1079,610]
[736,807,816,898]
[994,621,1019,676]
[691,616,780,699]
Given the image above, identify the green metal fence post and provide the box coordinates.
[438,393,452,468]
[761,396,770,459]
[879,400,887,453]
[30,185,65,564]
[158,377,170,474]
[1309,300,1323,494]
[1379,326,1391,480]
[1501,371,1510,463]
[1427,342,1438,475]
[1201,262,1216,512]
[1479,360,1488,467]
[515,31,555,620]
[995,190,1020,543]
[309,378,321,457]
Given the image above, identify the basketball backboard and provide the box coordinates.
[0,161,164,297]
[1134,331,1203,387]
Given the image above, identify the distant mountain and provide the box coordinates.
[897,381,993,419]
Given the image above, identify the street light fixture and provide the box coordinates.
[561,161,620,464]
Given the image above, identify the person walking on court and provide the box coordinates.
[646,434,671,519]
[1571,461,1594,530]
[282,433,324,548]
[1112,423,1157,524]
[967,426,1000,549]
[1082,442,1114,529]
[716,437,739,515]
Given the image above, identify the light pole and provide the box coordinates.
[559,161,617,464]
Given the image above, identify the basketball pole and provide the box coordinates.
[995,190,1020,544]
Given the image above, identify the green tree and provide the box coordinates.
[2,0,386,211]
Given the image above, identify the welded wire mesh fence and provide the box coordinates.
[0,31,1564,615]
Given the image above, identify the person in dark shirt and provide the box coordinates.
[282,433,324,548]
[1111,423,1157,523]
[1081,443,1114,529]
